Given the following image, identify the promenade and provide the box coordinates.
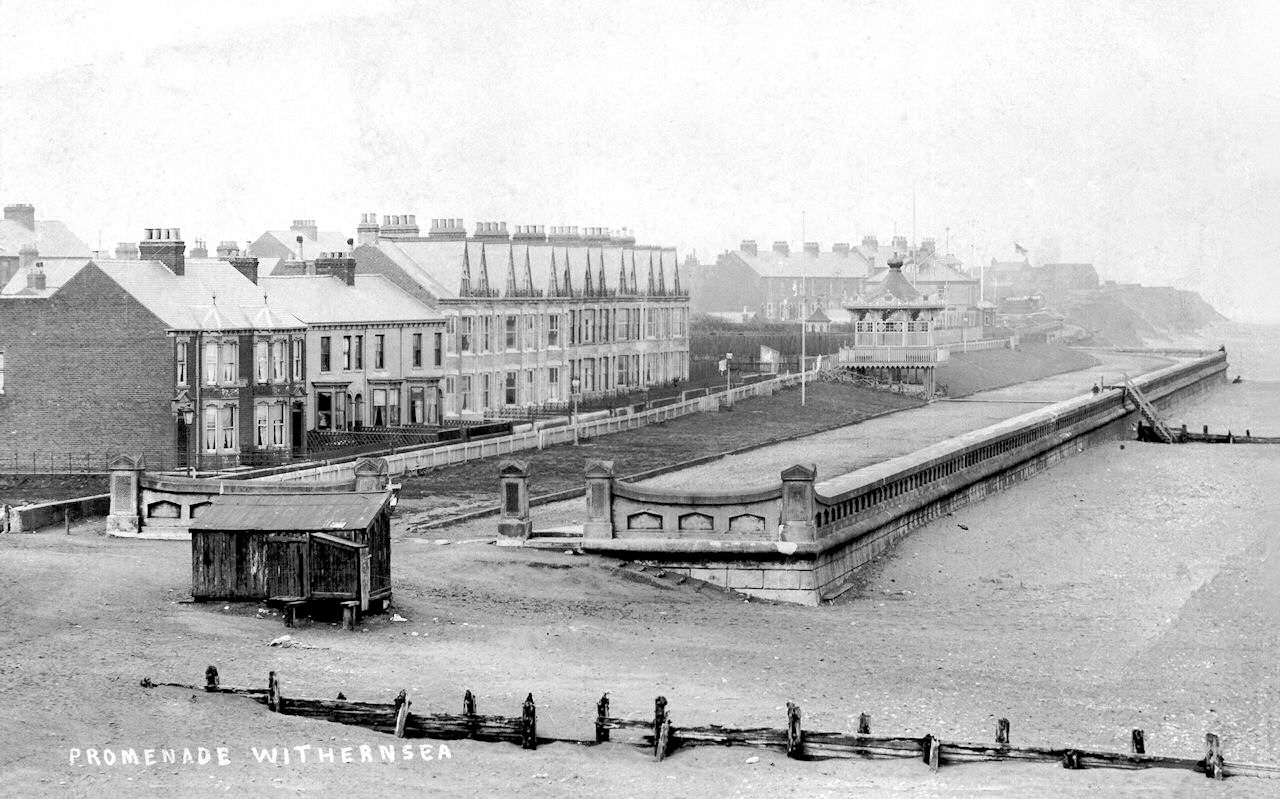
[513,349,1174,532]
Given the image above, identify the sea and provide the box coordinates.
[1149,321,1280,435]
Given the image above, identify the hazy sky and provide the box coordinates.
[2,0,1278,321]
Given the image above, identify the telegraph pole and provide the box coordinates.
[800,211,807,407]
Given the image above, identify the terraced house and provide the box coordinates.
[260,253,447,433]
[351,215,689,419]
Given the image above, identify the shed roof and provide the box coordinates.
[190,492,389,532]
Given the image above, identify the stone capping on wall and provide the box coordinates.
[610,480,783,506]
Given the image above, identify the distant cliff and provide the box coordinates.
[1054,285,1227,347]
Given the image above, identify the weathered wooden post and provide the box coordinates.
[267,671,281,713]
[857,713,871,735]
[583,460,616,539]
[204,665,219,692]
[1204,733,1224,779]
[2,503,10,534]
[393,690,410,738]
[656,717,672,761]
[1131,729,1145,754]
[653,696,668,757]
[496,460,533,546]
[464,690,478,738]
[922,734,940,771]
[595,693,611,743]
[786,702,804,759]
[779,464,818,542]
[353,457,390,492]
[106,454,145,536]
[996,717,1010,745]
[521,694,537,750]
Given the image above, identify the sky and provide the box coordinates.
[2,0,1278,322]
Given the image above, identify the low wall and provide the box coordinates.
[576,351,1227,604]
[3,494,110,533]
[252,371,810,486]
[106,457,389,539]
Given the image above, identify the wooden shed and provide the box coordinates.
[189,491,392,613]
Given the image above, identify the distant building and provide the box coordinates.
[0,203,92,288]
[0,228,308,470]
[695,234,982,336]
[696,240,870,324]
[250,219,353,261]
[351,215,689,419]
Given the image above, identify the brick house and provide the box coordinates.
[0,229,307,470]
[350,216,690,419]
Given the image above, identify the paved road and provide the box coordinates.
[510,350,1173,532]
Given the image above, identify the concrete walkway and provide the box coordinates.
[515,349,1174,532]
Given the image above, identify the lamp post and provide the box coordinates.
[570,376,581,445]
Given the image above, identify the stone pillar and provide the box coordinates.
[583,460,616,539]
[496,460,532,546]
[353,457,390,492]
[779,464,817,543]
[106,454,145,536]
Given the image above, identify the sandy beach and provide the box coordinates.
[3,337,1278,797]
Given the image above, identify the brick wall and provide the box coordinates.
[0,264,175,463]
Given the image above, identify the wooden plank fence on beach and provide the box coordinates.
[140,666,1280,781]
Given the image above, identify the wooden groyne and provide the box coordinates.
[1139,423,1280,445]
[141,665,1279,781]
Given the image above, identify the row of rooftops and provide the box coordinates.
[739,235,945,258]
[354,214,642,245]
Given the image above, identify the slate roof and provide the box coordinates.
[849,263,945,308]
[0,219,92,258]
[366,239,680,301]
[254,228,352,260]
[91,258,304,331]
[259,273,443,326]
[0,257,92,297]
[189,492,389,532]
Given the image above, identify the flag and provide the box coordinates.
[1014,242,1028,255]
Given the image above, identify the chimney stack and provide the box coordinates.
[18,244,38,274]
[4,203,35,231]
[315,253,357,286]
[832,242,850,257]
[428,217,467,241]
[772,241,790,256]
[27,261,46,291]
[891,235,909,253]
[381,214,421,239]
[289,219,319,242]
[739,240,758,256]
[861,235,879,250]
[920,237,936,254]
[512,224,547,242]
[473,221,510,240]
[138,228,186,276]
[190,238,208,258]
[229,255,260,284]
[215,240,240,259]
[115,242,140,260]
[803,241,820,257]
[357,212,380,245]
